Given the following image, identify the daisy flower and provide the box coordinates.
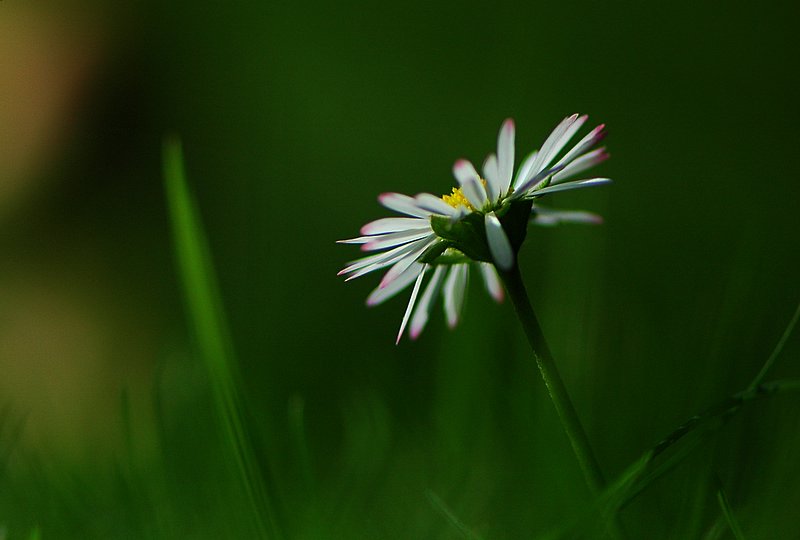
[338,114,610,343]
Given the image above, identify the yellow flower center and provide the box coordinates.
[441,187,475,211]
[441,179,489,211]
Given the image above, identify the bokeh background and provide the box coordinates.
[1,0,799,538]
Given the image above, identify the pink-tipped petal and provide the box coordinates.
[442,264,468,328]
[337,236,372,244]
[552,147,609,184]
[528,114,583,179]
[452,159,488,209]
[414,193,460,217]
[482,153,500,201]
[497,118,515,195]
[531,177,611,197]
[361,217,430,235]
[479,263,504,302]
[366,262,424,306]
[514,150,539,190]
[532,207,604,226]
[514,162,568,196]
[362,229,432,251]
[396,265,427,344]
[484,212,514,271]
[378,192,431,218]
[340,239,424,277]
[540,114,588,171]
[409,265,446,339]
[552,124,606,173]
[378,238,436,289]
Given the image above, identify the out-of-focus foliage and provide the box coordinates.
[1,0,798,538]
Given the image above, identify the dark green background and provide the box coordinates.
[2,0,798,538]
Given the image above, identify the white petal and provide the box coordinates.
[552,148,609,184]
[361,217,430,235]
[452,159,488,209]
[532,206,603,226]
[442,264,468,328]
[396,265,427,344]
[528,114,584,179]
[552,124,606,174]
[366,262,424,306]
[409,265,446,339]
[538,114,587,173]
[337,236,372,244]
[479,263,504,302]
[482,154,500,202]
[340,238,426,279]
[413,193,459,217]
[379,238,437,288]
[530,178,612,197]
[514,150,539,190]
[378,193,431,217]
[340,242,412,275]
[484,212,514,271]
[513,162,568,196]
[497,118,515,195]
[362,229,432,251]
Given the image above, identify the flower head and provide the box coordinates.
[338,114,610,342]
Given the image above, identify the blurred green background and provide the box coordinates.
[1,0,798,538]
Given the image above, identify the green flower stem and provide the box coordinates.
[499,263,606,494]
[746,301,800,392]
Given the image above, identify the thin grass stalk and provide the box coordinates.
[163,137,280,539]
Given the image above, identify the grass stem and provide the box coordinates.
[747,301,800,392]
[163,137,280,539]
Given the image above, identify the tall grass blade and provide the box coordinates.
[426,490,485,540]
[600,379,800,519]
[715,476,746,540]
[747,301,800,391]
[162,136,280,539]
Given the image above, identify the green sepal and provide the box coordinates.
[498,199,534,255]
[537,176,552,191]
[418,241,450,264]
[422,252,472,266]
[427,198,534,267]
[430,213,493,263]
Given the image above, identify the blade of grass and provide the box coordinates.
[617,432,705,510]
[536,452,651,540]
[603,301,800,516]
[287,395,315,497]
[541,376,797,539]
[600,379,800,519]
[599,297,800,519]
[702,517,727,540]
[426,490,485,540]
[163,136,280,539]
[715,475,746,540]
[747,301,800,391]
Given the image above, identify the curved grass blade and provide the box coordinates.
[426,490,485,540]
[747,301,800,391]
[598,379,800,527]
[163,137,281,539]
[715,475,746,540]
